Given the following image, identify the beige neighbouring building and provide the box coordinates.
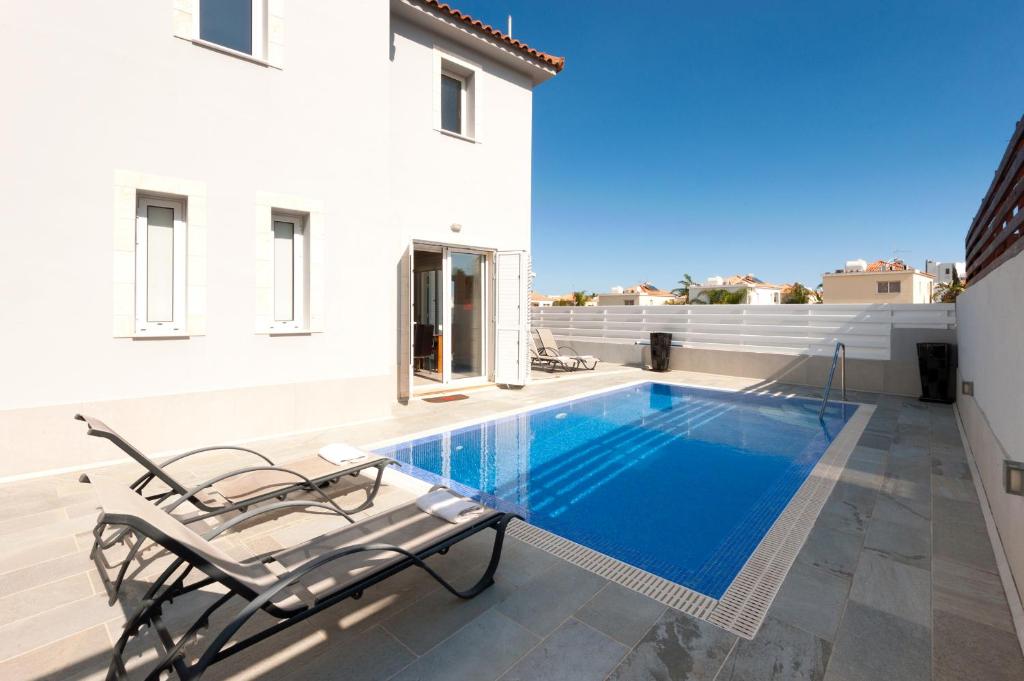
[821,259,935,304]
[0,0,563,480]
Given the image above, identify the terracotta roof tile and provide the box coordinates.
[412,1,565,72]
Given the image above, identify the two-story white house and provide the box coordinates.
[0,0,563,479]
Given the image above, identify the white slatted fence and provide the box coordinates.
[531,304,956,361]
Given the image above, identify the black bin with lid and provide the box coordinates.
[650,332,672,372]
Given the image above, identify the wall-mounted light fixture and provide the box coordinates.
[1006,461,1024,496]
[450,223,462,233]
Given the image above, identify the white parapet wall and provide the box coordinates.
[533,304,957,394]
[956,250,1024,622]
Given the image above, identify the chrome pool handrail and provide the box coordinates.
[818,341,846,420]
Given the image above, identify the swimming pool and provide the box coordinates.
[376,382,858,600]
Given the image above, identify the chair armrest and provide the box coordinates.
[161,446,276,469]
[163,465,349,518]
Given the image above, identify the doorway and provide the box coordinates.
[411,245,488,391]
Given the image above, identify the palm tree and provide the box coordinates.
[933,269,966,303]
[672,273,696,300]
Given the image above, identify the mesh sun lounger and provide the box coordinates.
[91,479,517,681]
[534,328,599,370]
[529,333,579,372]
[74,414,394,521]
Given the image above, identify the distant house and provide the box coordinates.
[596,283,678,306]
[925,260,966,285]
[822,259,934,304]
[688,274,784,305]
[530,292,556,307]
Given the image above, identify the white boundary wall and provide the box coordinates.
[533,304,956,361]
[956,251,1024,623]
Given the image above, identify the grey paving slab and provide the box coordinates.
[0,624,110,681]
[932,557,1017,633]
[574,582,666,647]
[816,481,877,537]
[715,616,830,681]
[769,560,851,642]
[855,431,892,452]
[796,524,863,578]
[391,609,539,681]
[933,517,1000,575]
[606,609,736,681]
[382,571,516,654]
[870,492,930,532]
[495,559,606,637]
[824,601,930,681]
[931,474,978,503]
[863,517,930,569]
[931,494,984,529]
[498,618,627,681]
[276,625,415,681]
[932,611,1024,681]
[848,550,931,628]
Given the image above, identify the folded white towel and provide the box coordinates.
[318,443,366,466]
[416,489,485,524]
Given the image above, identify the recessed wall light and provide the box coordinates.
[1006,461,1024,496]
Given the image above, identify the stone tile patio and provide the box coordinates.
[0,367,1021,680]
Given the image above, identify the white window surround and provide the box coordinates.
[433,47,481,142]
[254,193,324,334]
[173,0,285,69]
[113,171,207,338]
[135,195,187,336]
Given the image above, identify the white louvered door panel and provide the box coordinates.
[494,251,529,386]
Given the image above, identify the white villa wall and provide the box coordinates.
[0,1,547,478]
[956,250,1024,610]
[389,16,533,253]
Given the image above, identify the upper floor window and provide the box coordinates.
[441,74,464,134]
[435,51,478,140]
[136,195,187,335]
[877,280,901,294]
[199,0,264,57]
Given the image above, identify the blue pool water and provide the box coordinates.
[377,382,857,599]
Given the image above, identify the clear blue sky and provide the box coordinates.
[451,0,1024,295]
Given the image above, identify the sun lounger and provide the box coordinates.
[91,479,517,680]
[74,414,394,526]
[534,328,598,370]
[529,333,579,372]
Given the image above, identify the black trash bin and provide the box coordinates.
[917,342,957,404]
[650,332,672,372]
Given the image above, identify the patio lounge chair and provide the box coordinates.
[529,333,579,372]
[74,414,394,522]
[91,479,517,681]
[534,328,599,370]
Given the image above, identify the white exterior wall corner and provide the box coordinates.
[0,1,542,478]
[956,250,1024,610]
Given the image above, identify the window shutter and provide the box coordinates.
[494,251,530,386]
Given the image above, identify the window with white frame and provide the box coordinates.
[136,195,187,335]
[270,211,309,331]
[436,54,477,139]
[876,280,901,294]
[198,0,265,57]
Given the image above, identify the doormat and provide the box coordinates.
[423,394,469,403]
